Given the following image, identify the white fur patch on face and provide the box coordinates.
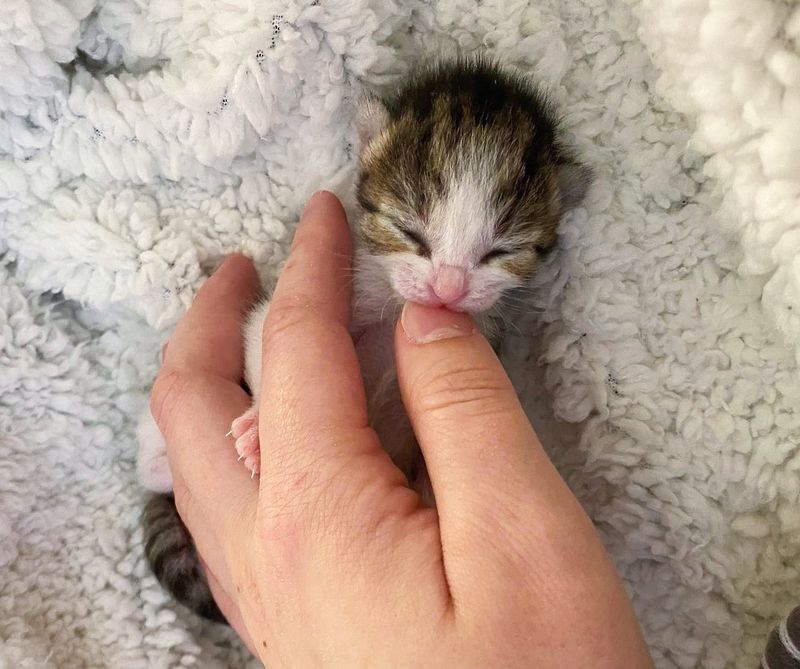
[428,169,494,266]
[417,164,523,311]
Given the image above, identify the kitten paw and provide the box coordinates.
[230,407,260,477]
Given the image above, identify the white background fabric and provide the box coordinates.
[1,1,799,667]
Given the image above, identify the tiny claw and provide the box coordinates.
[225,430,233,438]
[238,452,245,461]
[250,468,255,479]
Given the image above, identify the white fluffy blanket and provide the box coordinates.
[2,1,799,667]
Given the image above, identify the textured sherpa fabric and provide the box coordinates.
[635,0,800,359]
[1,1,799,668]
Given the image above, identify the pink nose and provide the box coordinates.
[431,265,469,305]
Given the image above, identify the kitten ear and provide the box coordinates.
[356,95,390,154]
[557,161,593,210]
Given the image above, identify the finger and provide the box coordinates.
[200,557,259,657]
[259,191,366,434]
[152,257,262,590]
[154,254,261,571]
[395,303,651,626]
[155,371,258,595]
[252,192,423,617]
[258,192,384,490]
[395,302,569,527]
[164,254,262,382]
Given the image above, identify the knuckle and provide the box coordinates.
[413,361,517,422]
[258,467,399,574]
[257,438,384,557]
[149,368,193,437]
[260,444,338,529]
[260,298,319,349]
[171,478,194,526]
[169,476,205,545]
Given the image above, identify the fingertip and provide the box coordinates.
[298,191,350,253]
[166,253,262,379]
[214,253,259,284]
[399,302,475,345]
[303,190,344,218]
[206,254,262,306]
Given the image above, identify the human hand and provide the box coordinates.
[150,191,654,668]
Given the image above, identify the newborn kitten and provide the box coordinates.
[137,57,591,623]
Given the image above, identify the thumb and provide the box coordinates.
[395,302,547,518]
[395,303,642,628]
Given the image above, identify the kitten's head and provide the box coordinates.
[355,61,591,315]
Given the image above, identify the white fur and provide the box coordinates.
[356,96,391,150]
[429,171,495,264]
[242,299,270,397]
[135,408,173,493]
[385,250,520,313]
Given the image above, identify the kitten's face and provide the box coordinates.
[356,96,576,314]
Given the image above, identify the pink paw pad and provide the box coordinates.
[230,407,261,477]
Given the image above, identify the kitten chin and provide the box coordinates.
[138,56,590,626]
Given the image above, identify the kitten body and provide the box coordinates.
[138,58,591,623]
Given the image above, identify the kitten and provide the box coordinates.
[137,57,592,623]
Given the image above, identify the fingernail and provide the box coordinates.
[401,302,474,344]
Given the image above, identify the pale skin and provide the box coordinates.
[150,191,655,668]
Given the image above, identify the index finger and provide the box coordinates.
[151,255,263,610]
[164,254,262,381]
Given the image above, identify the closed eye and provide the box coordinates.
[397,226,431,257]
[480,248,512,264]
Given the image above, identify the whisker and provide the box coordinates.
[325,251,357,261]
[352,293,364,315]
[502,313,523,336]
[496,298,539,312]
[379,295,395,323]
